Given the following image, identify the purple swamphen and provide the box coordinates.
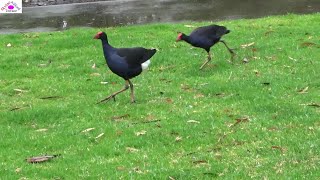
[176,24,235,69]
[94,32,157,103]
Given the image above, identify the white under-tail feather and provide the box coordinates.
[141,60,151,70]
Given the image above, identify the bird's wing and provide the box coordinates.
[190,25,229,39]
[116,47,156,66]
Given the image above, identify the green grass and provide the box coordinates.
[0,13,319,179]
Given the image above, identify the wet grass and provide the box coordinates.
[0,13,319,179]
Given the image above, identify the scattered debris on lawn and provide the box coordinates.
[26,154,60,163]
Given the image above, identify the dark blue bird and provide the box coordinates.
[94,31,156,103]
[176,24,235,69]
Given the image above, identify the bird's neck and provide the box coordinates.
[101,39,113,60]
[181,34,192,44]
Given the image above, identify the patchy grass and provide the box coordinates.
[0,13,319,179]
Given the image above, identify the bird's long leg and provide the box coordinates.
[219,40,235,55]
[200,52,211,70]
[97,80,129,104]
[128,79,135,103]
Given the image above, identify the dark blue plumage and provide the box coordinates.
[176,24,235,69]
[94,31,156,103]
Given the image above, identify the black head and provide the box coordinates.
[93,31,107,40]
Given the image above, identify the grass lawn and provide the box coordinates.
[0,13,319,179]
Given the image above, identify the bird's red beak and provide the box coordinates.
[93,34,100,39]
[176,33,182,42]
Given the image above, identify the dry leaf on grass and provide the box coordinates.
[300,103,320,107]
[194,93,204,99]
[165,98,173,103]
[241,42,255,48]
[39,96,63,100]
[187,120,200,124]
[300,42,316,47]
[175,136,182,142]
[192,160,208,165]
[297,86,309,94]
[26,154,60,163]
[230,117,250,128]
[35,128,48,132]
[135,130,147,136]
[81,128,95,133]
[112,114,130,121]
[15,168,22,173]
[288,56,297,61]
[126,147,139,153]
[271,146,287,153]
[95,133,104,139]
[14,89,28,93]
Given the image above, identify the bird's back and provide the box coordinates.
[106,47,156,80]
[190,24,229,40]
[116,47,156,67]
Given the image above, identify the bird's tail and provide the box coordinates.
[225,30,230,34]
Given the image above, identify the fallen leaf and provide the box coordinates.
[267,127,279,131]
[133,167,143,174]
[15,168,22,173]
[135,130,147,136]
[288,56,297,61]
[126,147,139,153]
[215,93,225,97]
[100,81,108,84]
[297,86,309,94]
[81,128,95,133]
[230,117,250,128]
[175,136,182,142]
[91,63,96,69]
[37,60,52,67]
[95,133,104,139]
[194,93,204,98]
[35,128,48,132]
[271,146,287,153]
[116,166,126,171]
[10,106,29,111]
[187,120,200,124]
[241,42,255,48]
[26,154,60,163]
[39,96,63,100]
[300,42,316,47]
[306,103,320,107]
[242,57,249,63]
[146,114,156,121]
[14,89,28,93]
[159,78,172,83]
[264,30,275,36]
[253,69,260,76]
[90,73,101,76]
[169,176,176,180]
[7,43,12,47]
[165,98,173,103]
[192,160,208,165]
[112,114,129,121]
